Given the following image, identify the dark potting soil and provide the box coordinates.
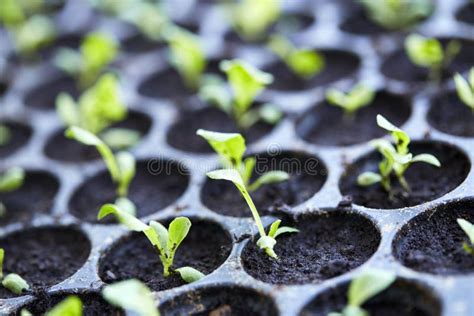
[264,50,360,92]
[0,226,91,299]
[69,159,189,223]
[299,279,441,316]
[159,286,278,316]
[17,292,123,316]
[138,67,194,100]
[393,199,474,274]
[0,80,7,97]
[381,38,474,84]
[241,211,380,285]
[201,151,327,217]
[0,121,32,158]
[24,75,79,111]
[38,33,83,60]
[339,141,470,209]
[340,8,388,35]
[44,110,152,162]
[166,107,275,154]
[427,90,474,137]
[99,220,232,292]
[456,3,474,25]
[296,91,411,146]
[121,33,166,54]
[0,171,59,226]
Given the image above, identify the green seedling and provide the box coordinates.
[230,0,280,41]
[120,1,169,41]
[360,0,434,30]
[405,34,461,83]
[457,218,474,255]
[54,31,118,88]
[56,73,140,150]
[267,35,325,79]
[0,248,30,295]
[102,279,159,316]
[454,68,474,111]
[326,83,375,117]
[0,167,25,216]
[21,296,83,316]
[357,115,441,192]
[329,269,396,316]
[0,124,11,146]
[65,127,136,215]
[98,204,204,282]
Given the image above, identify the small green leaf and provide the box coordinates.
[2,273,30,295]
[0,124,11,146]
[248,170,289,192]
[357,172,382,187]
[13,15,56,56]
[454,72,474,109]
[20,309,32,316]
[168,217,191,252]
[405,34,443,68]
[149,220,168,255]
[457,218,474,246]
[56,93,79,127]
[258,103,283,125]
[175,267,205,283]
[53,48,83,77]
[242,157,256,185]
[0,248,4,279]
[268,220,281,238]
[411,153,441,167]
[102,279,159,316]
[46,296,83,316]
[232,0,280,41]
[348,269,396,307]
[273,226,299,239]
[0,167,25,193]
[115,197,137,217]
[116,151,136,197]
[256,235,277,258]
[287,49,325,79]
[98,204,148,231]
[101,128,141,150]
[197,129,246,169]
[198,74,232,113]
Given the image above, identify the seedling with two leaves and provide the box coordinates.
[457,218,474,255]
[454,67,474,111]
[98,204,205,283]
[197,129,298,258]
[0,248,30,296]
[57,73,141,150]
[358,115,441,193]
[405,34,461,83]
[329,269,396,316]
[0,167,25,217]
[326,83,376,118]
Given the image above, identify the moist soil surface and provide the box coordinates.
[0,226,91,299]
[166,107,275,154]
[24,75,79,111]
[159,286,278,316]
[0,121,32,158]
[340,141,470,209]
[38,33,82,59]
[69,160,189,223]
[0,80,7,97]
[300,279,441,316]
[381,38,474,84]
[340,8,388,35]
[121,33,166,54]
[201,152,327,217]
[241,211,380,285]
[17,292,123,316]
[393,199,474,274]
[0,171,59,226]
[296,91,411,146]
[138,67,194,101]
[427,91,474,137]
[264,50,360,92]
[99,220,232,292]
[456,3,474,25]
[44,110,152,162]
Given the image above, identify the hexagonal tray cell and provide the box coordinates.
[339,141,470,209]
[24,75,79,111]
[16,292,123,315]
[0,170,59,226]
[427,90,474,137]
[456,2,474,25]
[263,49,361,92]
[98,219,232,291]
[201,151,327,217]
[167,107,276,154]
[0,121,32,158]
[299,278,441,316]
[393,199,474,275]
[69,159,189,223]
[0,226,91,299]
[339,7,388,36]
[295,90,411,146]
[43,110,153,162]
[159,285,278,316]
[241,210,380,285]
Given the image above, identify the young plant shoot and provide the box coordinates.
[0,167,25,216]
[405,34,461,83]
[65,127,137,215]
[267,35,325,79]
[357,115,441,192]
[326,83,375,118]
[56,73,141,150]
[457,218,474,255]
[0,248,30,295]
[454,68,474,111]
[360,0,434,30]
[0,124,11,146]
[230,0,281,41]
[328,269,396,316]
[98,204,205,283]
[21,296,83,316]
[197,129,298,258]
[102,279,159,316]
[54,31,118,88]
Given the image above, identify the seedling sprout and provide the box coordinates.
[454,68,474,111]
[0,248,30,295]
[0,167,25,216]
[358,115,441,192]
[21,296,83,316]
[457,218,474,255]
[326,83,375,117]
[0,125,11,145]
